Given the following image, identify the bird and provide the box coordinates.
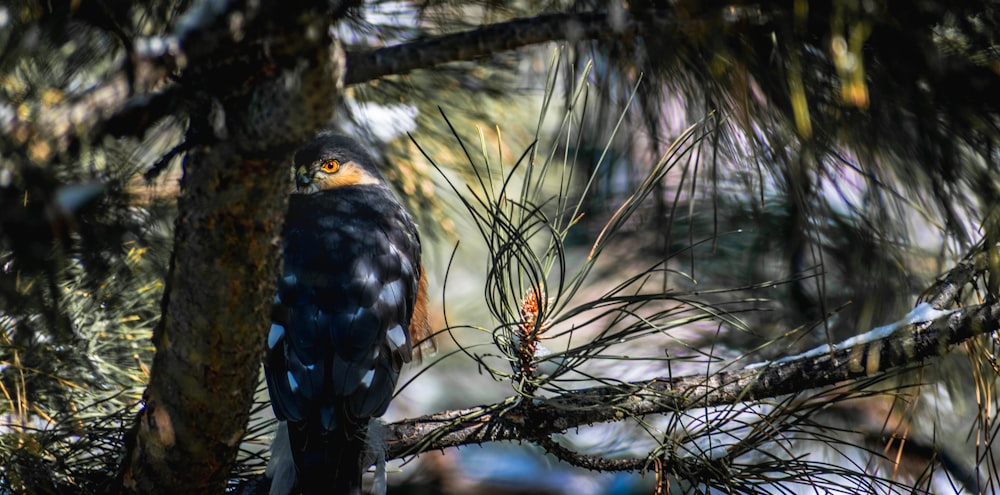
[265,132,430,495]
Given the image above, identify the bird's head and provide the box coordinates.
[292,133,385,194]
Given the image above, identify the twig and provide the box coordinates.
[533,435,647,471]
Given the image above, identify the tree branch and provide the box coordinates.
[381,242,991,461]
[343,8,771,85]
[920,243,989,308]
[384,299,998,460]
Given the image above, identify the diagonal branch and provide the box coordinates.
[344,8,770,85]
[384,298,998,460]
[345,11,638,85]
[382,243,991,460]
[920,242,990,308]
[238,224,996,495]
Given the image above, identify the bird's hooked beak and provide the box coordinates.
[294,166,313,189]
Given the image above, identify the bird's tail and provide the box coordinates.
[269,419,388,495]
[290,419,367,495]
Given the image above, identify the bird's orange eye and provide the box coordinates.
[320,159,340,173]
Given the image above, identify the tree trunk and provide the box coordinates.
[121,142,289,494]
[111,0,342,489]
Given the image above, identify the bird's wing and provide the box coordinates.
[265,189,419,428]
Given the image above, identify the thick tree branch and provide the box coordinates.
[344,10,745,84]
[120,144,290,494]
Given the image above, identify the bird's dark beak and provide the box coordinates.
[295,166,312,189]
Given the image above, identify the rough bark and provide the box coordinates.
[120,144,290,494]
[116,0,343,493]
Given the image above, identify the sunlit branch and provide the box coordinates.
[384,298,998,459]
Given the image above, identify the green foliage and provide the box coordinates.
[0,5,180,489]
[0,145,170,491]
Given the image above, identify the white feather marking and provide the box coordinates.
[361,368,375,388]
[267,324,284,349]
[386,325,406,350]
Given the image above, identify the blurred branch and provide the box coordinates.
[383,244,998,464]
[344,8,770,85]
[1,73,133,162]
